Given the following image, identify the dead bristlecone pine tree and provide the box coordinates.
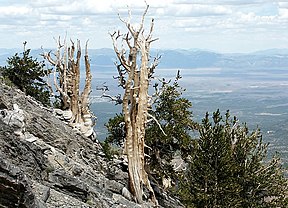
[111,4,160,205]
[43,38,95,139]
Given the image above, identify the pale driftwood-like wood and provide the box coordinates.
[111,4,159,205]
[43,38,94,138]
[81,41,93,127]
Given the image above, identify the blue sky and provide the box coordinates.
[0,0,287,53]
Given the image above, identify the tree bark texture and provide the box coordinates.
[43,38,94,138]
[111,4,159,205]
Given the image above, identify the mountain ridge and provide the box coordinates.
[1,48,288,70]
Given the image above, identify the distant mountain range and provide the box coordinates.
[1,48,288,70]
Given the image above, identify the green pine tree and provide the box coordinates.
[102,113,125,160]
[179,110,288,208]
[1,43,51,106]
[145,74,195,184]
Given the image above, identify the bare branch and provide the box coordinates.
[53,68,65,97]
[148,113,167,136]
[42,50,57,66]
[96,82,109,92]
[118,12,127,25]
[70,39,75,60]
[111,4,159,205]
[139,3,149,33]
[115,63,127,88]
[76,39,81,66]
[125,33,132,49]
[148,54,161,78]
[116,30,122,40]
[81,39,92,115]
[96,83,123,104]
[110,32,131,72]
[103,93,123,105]
[144,143,152,150]
[147,18,154,40]
[148,38,159,44]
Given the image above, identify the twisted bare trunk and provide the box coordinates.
[43,38,95,138]
[111,4,159,205]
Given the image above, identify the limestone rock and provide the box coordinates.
[0,103,25,136]
[62,110,73,121]
[0,79,184,208]
[0,157,38,208]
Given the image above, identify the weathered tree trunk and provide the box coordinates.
[69,40,81,124]
[43,38,95,138]
[80,41,93,135]
[111,4,159,205]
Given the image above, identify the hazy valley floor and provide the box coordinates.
[90,67,288,165]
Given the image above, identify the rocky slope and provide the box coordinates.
[0,79,183,208]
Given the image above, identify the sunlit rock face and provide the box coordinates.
[0,79,183,208]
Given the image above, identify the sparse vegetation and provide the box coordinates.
[103,83,288,207]
[0,4,287,208]
[145,73,195,187]
[178,110,288,207]
[0,42,51,106]
[104,113,125,147]
[102,113,125,160]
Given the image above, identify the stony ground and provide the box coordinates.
[0,79,183,208]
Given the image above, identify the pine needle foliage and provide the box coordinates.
[145,75,195,183]
[1,44,51,106]
[102,113,125,160]
[179,110,288,208]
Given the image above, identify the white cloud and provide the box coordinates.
[40,14,72,22]
[0,5,33,16]
[279,1,288,8]
[155,4,232,17]
[172,0,272,6]
[0,0,287,53]
[279,8,288,18]
[82,17,92,26]
[238,12,275,23]
[278,1,288,19]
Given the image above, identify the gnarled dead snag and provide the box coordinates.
[111,4,159,205]
[43,38,95,138]
[81,41,93,126]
